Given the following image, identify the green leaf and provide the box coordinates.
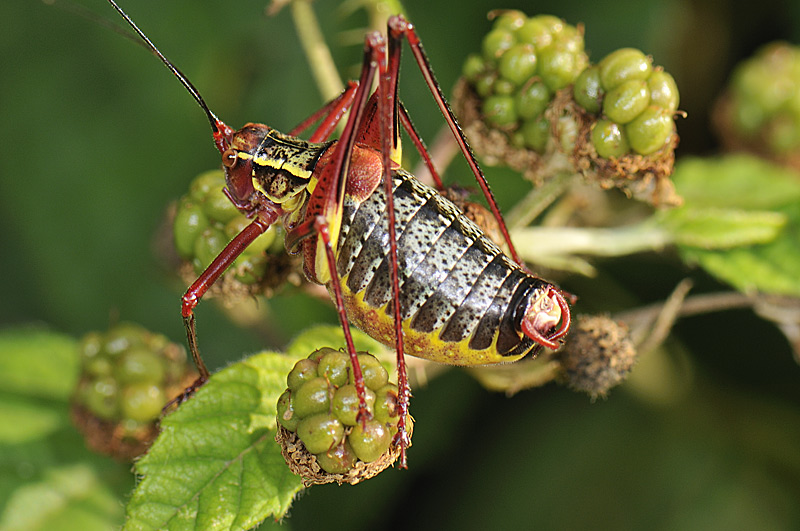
[0,328,133,530]
[0,463,124,531]
[0,396,67,444]
[672,154,800,210]
[0,328,79,400]
[681,203,800,296]
[0,328,76,465]
[658,207,786,249]
[124,351,305,531]
[669,156,800,296]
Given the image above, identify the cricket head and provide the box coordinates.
[220,123,330,218]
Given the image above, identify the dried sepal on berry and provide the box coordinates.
[554,314,637,399]
[276,418,413,486]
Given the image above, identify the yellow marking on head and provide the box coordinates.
[251,155,314,181]
[252,178,267,197]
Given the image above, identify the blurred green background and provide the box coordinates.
[3,0,800,529]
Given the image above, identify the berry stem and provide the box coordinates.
[510,221,672,271]
[287,0,344,102]
[505,171,577,229]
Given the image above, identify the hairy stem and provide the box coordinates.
[290,0,344,101]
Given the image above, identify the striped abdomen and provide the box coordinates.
[334,168,552,365]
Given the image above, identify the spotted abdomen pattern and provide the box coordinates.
[334,168,550,365]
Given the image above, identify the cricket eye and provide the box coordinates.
[222,149,238,168]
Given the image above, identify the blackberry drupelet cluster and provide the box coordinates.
[461,12,588,153]
[455,10,682,206]
[276,348,409,484]
[575,48,679,157]
[172,170,278,287]
[70,322,194,460]
[714,42,800,170]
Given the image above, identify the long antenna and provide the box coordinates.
[105,0,220,134]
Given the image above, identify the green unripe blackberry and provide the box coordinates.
[520,115,551,152]
[229,255,268,285]
[482,95,517,126]
[173,170,279,289]
[103,322,147,357]
[516,81,551,120]
[490,10,527,32]
[224,217,275,255]
[535,15,566,35]
[458,12,587,161]
[203,188,240,224]
[277,349,404,477]
[349,420,392,463]
[193,226,227,274]
[731,99,766,136]
[85,376,119,421]
[373,384,399,425]
[626,106,674,155]
[598,48,653,90]
[572,47,680,164]
[647,70,680,112]
[517,18,554,50]
[482,28,516,61]
[189,170,223,202]
[538,42,586,91]
[79,331,103,359]
[314,441,358,474]
[297,413,345,454]
[71,323,195,461]
[291,377,333,417]
[714,42,800,166]
[454,15,681,206]
[332,385,376,426]
[173,200,209,260]
[558,24,585,54]
[114,347,167,385]
[287,358,320,390]
[767,113,800,153]
[591,119,630,158]
[473,72,497,98]
[462,54,485,82]
[276,390,298,431]
[493,78,517,96]
[121,383,166,423]
[499,44,538,86]
[602,79,650,124]
[355,353,390,389]
[85,355,114,379]
[573,66,603,114]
